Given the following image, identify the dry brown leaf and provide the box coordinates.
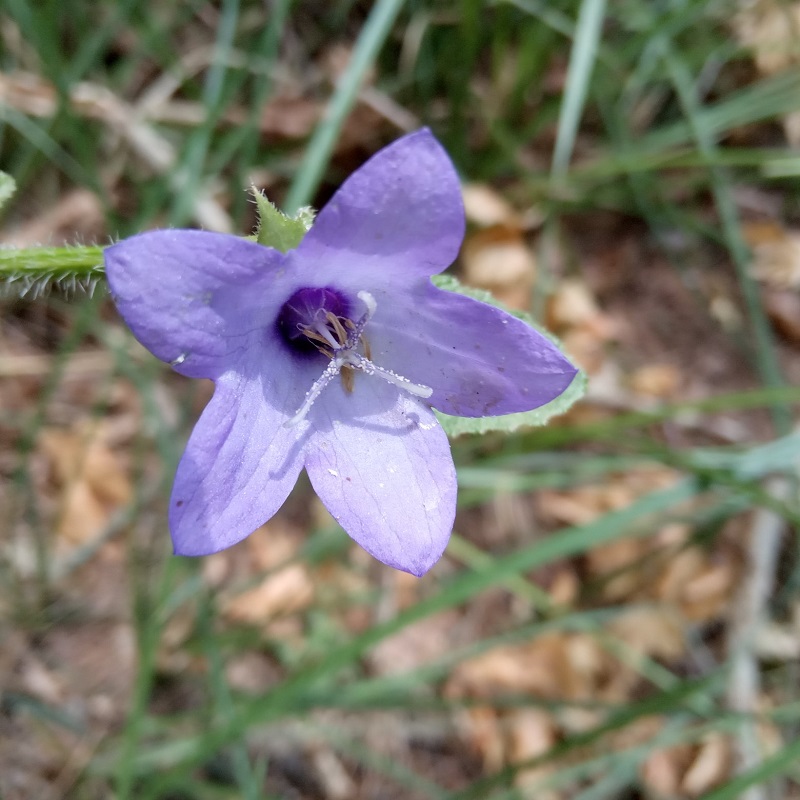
[461,226,536,310]
[369,610,459,676]
[547,279,607,333]
[457,705,561,793]
[549,566,580,607]
[539,472,736,628]
[462,183,521,228]
[509,709,561,799]
[213,523,315,626]
[587,537,653,601]
[744,220,800,289]
[681,734,730,796]
[538,469,678,529]
[733,0,800,144]
[18,656,66,705]
[38,424,131,548]
[537,488,608,526]
[564,634,619,701]
[562,328,608,374]
[733,1,800,75]
[222,563,314,624]
[608,606,685,662]
[628,364,682,399]
[679,560,736,621]
[546,278,617,373]
[448,632,629,704]
[656,548,715,619]
[763,288,800,344]
[447,634,570,700]
[641,743,694,796]
[458,706,506,772]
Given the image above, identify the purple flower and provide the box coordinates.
[105,130,577,576]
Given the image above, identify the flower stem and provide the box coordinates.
[0,244,106,296]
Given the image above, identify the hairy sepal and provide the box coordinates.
[251,188,315,253]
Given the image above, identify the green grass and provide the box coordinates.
[2,0,800,797]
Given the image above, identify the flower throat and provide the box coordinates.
[276,286,432,427]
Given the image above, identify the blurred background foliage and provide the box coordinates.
[1,0,800,798]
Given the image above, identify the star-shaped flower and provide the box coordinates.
[105,130,577,576]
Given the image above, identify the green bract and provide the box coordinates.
[251,188,315,253]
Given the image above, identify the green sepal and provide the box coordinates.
[251,187,315,253]
[430,274,586,437]
[0,172,16,211]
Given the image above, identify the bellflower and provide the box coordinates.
[105,130,577,576]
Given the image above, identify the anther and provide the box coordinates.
[284,291,432,428]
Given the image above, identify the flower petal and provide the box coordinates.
[304,379,456,576]
[169,369,306,556]
[105,230,290,379]
[367,282,579,417]
[294,129,464,283]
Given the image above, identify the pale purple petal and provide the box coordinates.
[304,379,456,576]
[105,230,290,379]
[106,129,579,575]
[294,129,464,284]
[170,369,306,555]
[366,282,578,417]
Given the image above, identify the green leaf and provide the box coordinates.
[251,187,315,252]
[430,274,586,436]
[0,171,16,210]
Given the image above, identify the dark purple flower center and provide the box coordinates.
[278,287,434,427]
[277,286,352,355]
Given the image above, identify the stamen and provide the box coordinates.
[301,326,336,348]
[311,321,341,350]
[327,312,349,346]
[284,289,433,427]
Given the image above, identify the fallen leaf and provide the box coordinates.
[38,424,131,548]
[628,364,682,399]
[733,1,800,76]
[763,288,800,344]
[547,278,617,373]
[222,563,314,625]
[446,634,571,700]
[608,606,685,662]
[641,743,693,796]
[369,610,459,676]
[213,523,316,627]
[462,226,536,309]
[681,734,730,796]
[744,221,800,289]
[509,709,560,798]
[462,183,521,228]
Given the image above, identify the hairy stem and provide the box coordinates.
[0,244,106,296]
